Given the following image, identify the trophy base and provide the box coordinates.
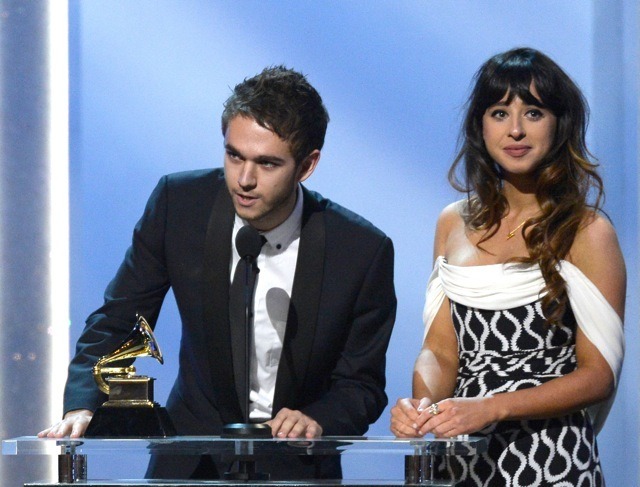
[84,404,176,438]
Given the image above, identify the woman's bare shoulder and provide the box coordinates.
[433,200,466,258]
[437,200,466,227]
[567,212,626,317]
[569,213,621,264]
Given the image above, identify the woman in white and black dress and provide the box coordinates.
[390,47,625,486]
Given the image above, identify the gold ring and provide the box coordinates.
[427,403,439,416]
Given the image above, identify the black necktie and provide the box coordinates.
[229,235,266,422]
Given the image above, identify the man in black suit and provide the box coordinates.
[40,66,396,480]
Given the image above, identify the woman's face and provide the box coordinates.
[481,86,557,180]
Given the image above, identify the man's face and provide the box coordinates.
[224,116,318,231]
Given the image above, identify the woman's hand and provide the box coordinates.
[390,397,434,438]
[418,396,501,437]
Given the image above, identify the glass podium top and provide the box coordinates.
[3,435,486,457]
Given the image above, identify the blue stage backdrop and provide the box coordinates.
[67,1,638,483]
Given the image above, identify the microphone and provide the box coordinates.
[236,225,263,261]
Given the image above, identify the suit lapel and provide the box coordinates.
[273,188,325,413]
[203,186,243,423]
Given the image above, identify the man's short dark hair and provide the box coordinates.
[221,66,329,164]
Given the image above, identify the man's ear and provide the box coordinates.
[297,150,321,183]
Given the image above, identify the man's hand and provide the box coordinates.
[267,408,322,439]
[37,409,93,439]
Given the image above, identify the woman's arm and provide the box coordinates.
[390,297,460,437]
[413,298,460,402]
[390,205,461,437]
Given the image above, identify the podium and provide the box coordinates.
[2,436,487,486]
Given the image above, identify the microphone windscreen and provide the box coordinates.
[235,225,263,259]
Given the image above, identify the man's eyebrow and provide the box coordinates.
[225,143,287,164]
[224,142,241,154]
[254,154,287,164]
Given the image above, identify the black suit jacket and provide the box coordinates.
[64,168,396,478]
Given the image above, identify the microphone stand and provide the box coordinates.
[222,227,271,481]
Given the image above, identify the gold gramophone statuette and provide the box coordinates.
[91,315,162,407]
[84,315,176,437]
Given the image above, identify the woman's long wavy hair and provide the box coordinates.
[449,47,604,325]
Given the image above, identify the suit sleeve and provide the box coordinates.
[300,236,396,435]
[63,176,171,414]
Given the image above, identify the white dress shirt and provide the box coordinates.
[230,185,303,420]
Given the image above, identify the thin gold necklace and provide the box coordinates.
[506,219,527,240]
